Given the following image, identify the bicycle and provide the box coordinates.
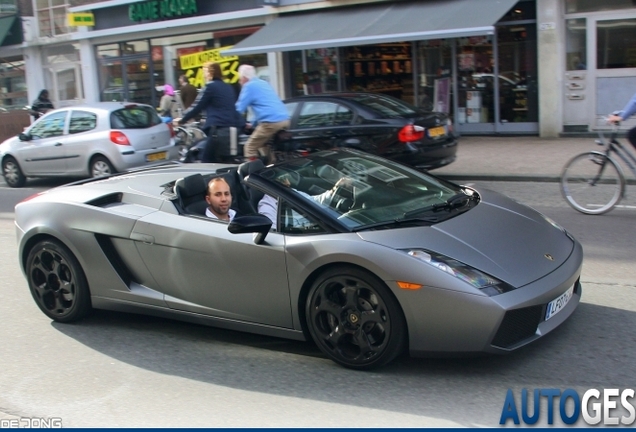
[174,120,207,159]
[560,120,636,214]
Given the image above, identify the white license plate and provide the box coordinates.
[428,126,445,138]
[545,285,574,321]
[146,151,168,162]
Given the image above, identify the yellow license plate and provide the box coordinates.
[146,151,168,162]
[428,126,445,138]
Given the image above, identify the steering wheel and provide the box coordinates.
[328,180,354,212]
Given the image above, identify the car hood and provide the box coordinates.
[0,136,19,151]
[356,189,574,288]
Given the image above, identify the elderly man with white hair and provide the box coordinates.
[235,64,290,161]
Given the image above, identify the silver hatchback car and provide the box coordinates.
[0,102,179,187]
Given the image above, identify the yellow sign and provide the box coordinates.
[67,12,95,27]
[179,46,239,86]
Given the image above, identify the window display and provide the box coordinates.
[344,43,413,103]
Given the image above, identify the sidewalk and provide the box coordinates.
[433,135,598,182]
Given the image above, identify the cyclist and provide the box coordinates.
[608,92,636,150]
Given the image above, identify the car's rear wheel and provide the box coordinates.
[26,240,91,322]
[90,155,115,178]
[305,266,407,370]
[2,156,26,188]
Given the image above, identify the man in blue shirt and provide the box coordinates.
[235,64,290,161]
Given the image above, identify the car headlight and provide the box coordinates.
[405,249,515,296]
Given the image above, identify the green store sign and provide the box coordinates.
[129,0,197,22]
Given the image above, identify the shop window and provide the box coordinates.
[30,111,67,139]
[498,1,536,22]
[597,19,636,69]
[0,58,27,110]
[69,111,96,134]
[566,19,587,71]
[36,0,69,37]
[288,49,339,97]
[297,102,338,128]
[566,0,636,13]
[417,40,453,111]
[344,43,413,103]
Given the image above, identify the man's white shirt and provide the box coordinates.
[206,207,236,221]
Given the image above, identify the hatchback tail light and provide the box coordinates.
[398,124,425,143]
[110,131,131,145]
[167,122,175,138]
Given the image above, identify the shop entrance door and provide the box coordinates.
[49,64,82,107]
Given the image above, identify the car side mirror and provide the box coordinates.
[228,214,273,245]
[18,132,31,142]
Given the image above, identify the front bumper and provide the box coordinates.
[400,239,583,357]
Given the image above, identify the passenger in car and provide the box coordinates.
[205,177,236,222]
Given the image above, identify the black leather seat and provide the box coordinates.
[238,159,266,211]
[174,173,208,216]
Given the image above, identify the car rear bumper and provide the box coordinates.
[393,138,458,170]
[111,143,180,171]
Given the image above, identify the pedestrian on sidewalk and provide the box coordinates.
[29,89,54,121]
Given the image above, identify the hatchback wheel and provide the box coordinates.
[305,266,407,370]
[90,156,115,178]
[2,156,26,188]
[26,240,91,322]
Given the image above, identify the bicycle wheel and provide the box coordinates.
[560,152,625,215]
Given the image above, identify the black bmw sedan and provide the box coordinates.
[282,92,457,170]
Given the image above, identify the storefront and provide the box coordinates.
[227,0,538,135]
[66,0,278,109]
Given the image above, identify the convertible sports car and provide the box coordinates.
[15,149,582,369]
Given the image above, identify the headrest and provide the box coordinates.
[238,159,265,181]
[175,173,207,199]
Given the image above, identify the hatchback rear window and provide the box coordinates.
[350,94,419,118]
[110,106,161,129]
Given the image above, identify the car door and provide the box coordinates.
[289,101,341,151]
[16,110,69,174]
[130,212,292,328]
[63,110,99,174]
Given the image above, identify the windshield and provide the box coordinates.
[349,93,420,118]
[260,150,477,230]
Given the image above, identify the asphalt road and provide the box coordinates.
[0,180,634,427]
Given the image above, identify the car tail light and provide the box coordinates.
[110,131,131,145]
[167,122,175,138]
[447,118,454,134]
[398,124,425,143]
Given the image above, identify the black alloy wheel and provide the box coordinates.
[2,156,26,188]
[26,240,92,322]
[305,266,407,369]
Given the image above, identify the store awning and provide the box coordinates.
[0,15,17,46]
[224,0,518,56]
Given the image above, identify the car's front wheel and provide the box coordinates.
[2,156,26,188]
[305,266,407,370]
[26,240,92,322]
[90,155,115,178]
